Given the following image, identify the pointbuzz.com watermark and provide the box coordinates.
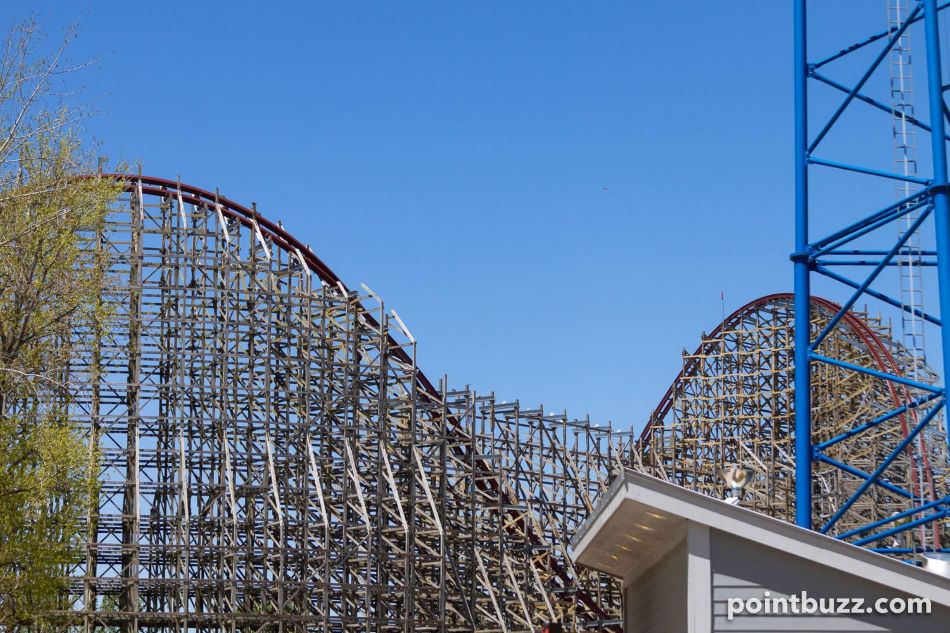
[727,591,932,620]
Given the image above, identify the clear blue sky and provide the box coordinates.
[8,1,933,432]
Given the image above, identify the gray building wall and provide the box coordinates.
[623,543,687,633]
[709,528,950,632]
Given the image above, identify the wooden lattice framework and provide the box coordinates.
[56,177,627,632]
[36,177,950,632]
[634,294,948,551]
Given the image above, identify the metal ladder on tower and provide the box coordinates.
[887,0,941,551]
[889,0,926,375]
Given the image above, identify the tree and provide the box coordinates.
[0,19,119,629]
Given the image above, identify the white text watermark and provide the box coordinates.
[726,591,932,620]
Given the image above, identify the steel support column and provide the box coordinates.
[793,0,812,529]
[924,0,950,461]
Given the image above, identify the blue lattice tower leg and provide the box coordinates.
[792,0,950,550]
[923,0,950,464]
[793,0,812,530]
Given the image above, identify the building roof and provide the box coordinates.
[570,469,950,608]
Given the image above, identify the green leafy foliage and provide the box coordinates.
[0,18,119,630]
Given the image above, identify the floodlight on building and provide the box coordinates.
[720,465,752,503]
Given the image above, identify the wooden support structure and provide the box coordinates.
[58,182,626,632]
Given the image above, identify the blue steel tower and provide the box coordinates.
[794,0,950,550]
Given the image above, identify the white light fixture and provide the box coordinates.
[721,465,752,503]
